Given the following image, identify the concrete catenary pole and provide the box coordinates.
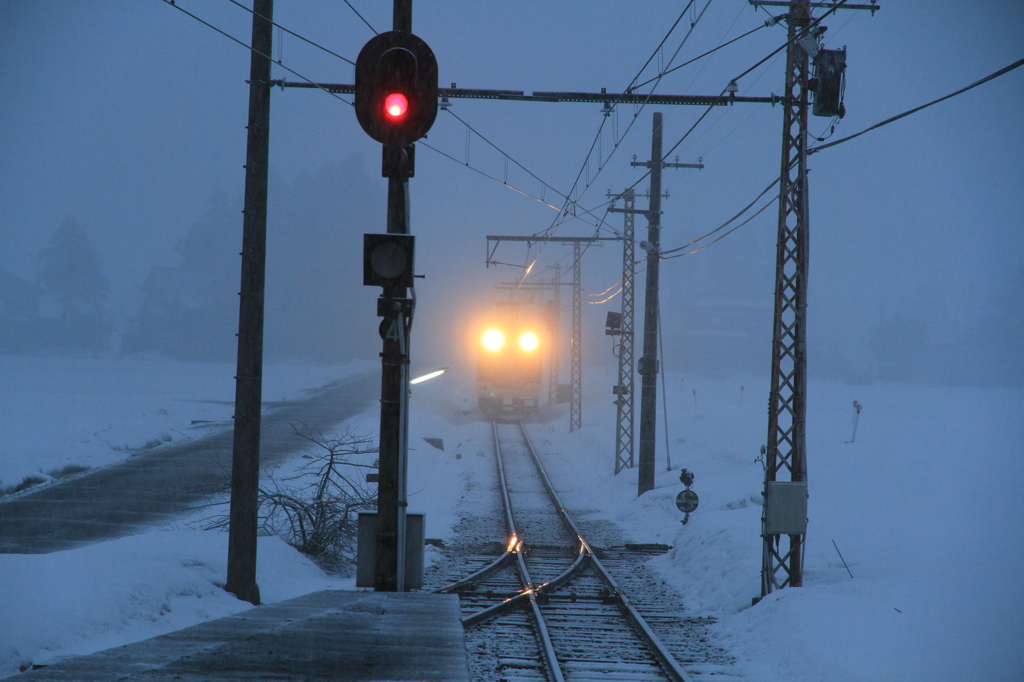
[637,113,664,497]
[226,0,274,606]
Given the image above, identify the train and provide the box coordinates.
[476,302,545,420]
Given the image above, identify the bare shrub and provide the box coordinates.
[202,425,378,572]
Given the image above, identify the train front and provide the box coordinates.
[476,318,543,420]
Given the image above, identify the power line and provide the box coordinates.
[626,0,853,199]
[536,0,712,241]
[561,0,717,214]
[631,18,773,93]
[534,9,791,279]
[529,1,720,273]
[418,141,564,212]
[810,56,1024,154]
[343,0,377,35]
[661,192,778,260]
[161,0,355,107]
[223,0,356,65]
[661,175,780,256]
[627,2,697,92]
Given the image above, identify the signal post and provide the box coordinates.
[355,3,438,592]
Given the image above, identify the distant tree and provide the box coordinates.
[36,217,111,351]
[37,217,110,321]
[126,159,384,363]
[124,192,238,360]
[972,268,1024,387]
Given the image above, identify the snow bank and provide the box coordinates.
[531,371,1024,681]
[0,529,351,678]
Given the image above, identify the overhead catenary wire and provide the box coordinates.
[620,0,851,223]
[343,0,377,35]
[533,0,706,244]
[521,4,824,292]
[525,0,722,281]
[223,0,355,65]
[520,1,854,298]
[442,108,607,225]
[548,0,717,225]
[417,140,574,217]
[180,0,817,291]
[161,0,356,107]
[631,13,774,93]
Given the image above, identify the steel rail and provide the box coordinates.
[431,549,515,594]
[435,422,523,595]
[450,421,692,680]
[494,420,566,682]
[517,422,694,682]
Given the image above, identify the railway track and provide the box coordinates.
[432,421,698,682]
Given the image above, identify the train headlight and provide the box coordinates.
[482,328,505,352]
[518,332,539,352]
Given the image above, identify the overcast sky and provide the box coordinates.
[1,1,1021,375]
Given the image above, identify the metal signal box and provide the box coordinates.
[812,48,847,117]
[357,512,424,589]
[764,481,808,536]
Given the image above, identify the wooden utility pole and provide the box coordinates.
[636,113,664,497]
[226,0,273,606]
[634,114,702,496]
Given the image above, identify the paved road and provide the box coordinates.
[0,371,379,553]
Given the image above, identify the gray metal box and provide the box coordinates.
[765,481,808,535]
[356,512,424,589]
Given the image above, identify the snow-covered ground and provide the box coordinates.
[0,355,374,493]
[1,356,1021,680]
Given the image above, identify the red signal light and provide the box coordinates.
[384,92,408,119]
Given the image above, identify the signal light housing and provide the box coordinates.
[363,233,415,288]
[355,31,438,147]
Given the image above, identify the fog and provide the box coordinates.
[2,1,1021,386]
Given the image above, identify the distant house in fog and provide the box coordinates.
[0,270,50,352]
[122,266,236,361]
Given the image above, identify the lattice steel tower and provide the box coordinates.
[570,241,583,431]
[610,189,636,472]
[761,0,813,596]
